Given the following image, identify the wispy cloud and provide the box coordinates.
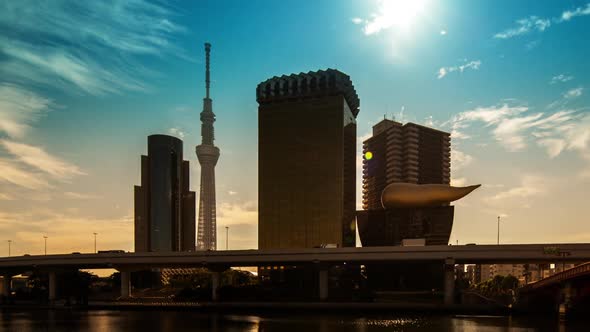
[450,103,577,152]
[489,175,546,201]
[560,3,590,21]
[64,192,101,200]
[550,74,574,84]
[1,140,85,180]
[0,158,50,190]
[563,87,583,99]
[0,84,51,138]
[437,60,481,79]
[494,16,550,39]
[494,3,590,39]
[0,1,186,95]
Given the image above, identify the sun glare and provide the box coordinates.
[364,0,429,35]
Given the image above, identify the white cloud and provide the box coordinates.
[563,87,583,99]
[450,104,576,152]
[489,175,546,201]
[1,140,85,180]
[452,149,474,171]
[168,127,185,139]
[451,177,467,187]
[560,3,590,21]
[537,138,566,158]
[550,74,574,84]
[437,60,481,79]
[0,158,50,190]
[494,16,550,39]
[495,4,590,40]
[440,29,447,35]
[0,84,51,138]
[0,193,14,200]
[351,17,363,25]
[64,192,101,200]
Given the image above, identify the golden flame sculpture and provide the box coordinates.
[381,183,481,208]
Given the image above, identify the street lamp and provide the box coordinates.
[497,216,501,245]
[93,233,98,253]
[225,226,229,250]
[7,240,11,257]
[43,236,48,255]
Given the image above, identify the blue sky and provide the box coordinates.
[0,0,589,255]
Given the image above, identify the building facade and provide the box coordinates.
[362,119,451,210]
[134,135,196,252]
[196,42,220,251]
[257,69,360,249]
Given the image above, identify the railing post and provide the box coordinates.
[211,271,220,301]
[318,268,329,301]
[48,271,57,303]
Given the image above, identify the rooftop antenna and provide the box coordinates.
[205,42,211,98]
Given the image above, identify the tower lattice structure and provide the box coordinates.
[196,42,219,250]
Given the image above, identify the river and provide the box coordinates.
[0,310,586,331]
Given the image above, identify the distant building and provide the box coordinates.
[362,119,450,210]
[257,69,360,249]
[490,264,525,280]
[134,135,196,252]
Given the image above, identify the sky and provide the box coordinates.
[0,0,589,256]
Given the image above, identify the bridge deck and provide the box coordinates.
[1,244,589,272]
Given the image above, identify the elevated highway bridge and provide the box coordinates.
[1,243,589,305]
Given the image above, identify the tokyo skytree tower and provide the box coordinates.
[196,42,219,250]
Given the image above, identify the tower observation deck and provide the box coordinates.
[196,42,219,250]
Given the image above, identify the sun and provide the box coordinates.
[382,0,428,29]
[364,0,429,35]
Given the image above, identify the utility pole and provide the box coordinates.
[7,240,11,257]
[93,233,97,253]
[225,226,229,250]
[497,216,501,245]
[43,236,48,255]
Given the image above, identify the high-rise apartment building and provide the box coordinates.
[257,69,359,249]
[134,135,196,252]
[362,120,450,210]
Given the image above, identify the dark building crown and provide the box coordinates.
[256,69,360,117]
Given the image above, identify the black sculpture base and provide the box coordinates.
[356,206,454,291]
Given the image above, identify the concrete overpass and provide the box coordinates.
[1,243,590,305]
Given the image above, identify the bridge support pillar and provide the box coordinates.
[559,281,574,319]
[444,258,455,306]
[318,268,329,301]
[120,271,131,298]
[211,271,220,301]
[1,275,11,299]
[48,271,57,303]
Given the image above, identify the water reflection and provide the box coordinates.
[0,310,585,331]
